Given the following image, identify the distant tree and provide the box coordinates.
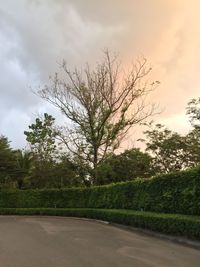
[47,155,83,188]
[184,129,200,166]
[186,97,200,128]
[24,113,58,187]
[24,114,85,188]
[141,97,200,174]
[141,123,192,173]
[37,51,159,184]
[24,113,57,162]
[14,150,33,189]
[185,97,200,165]
[0,136,16,187]
[71,155,92,187]
[96,148,154,184]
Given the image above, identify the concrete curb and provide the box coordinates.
[1,215,200,250]
[48,216,200,250]
[109,223,200,250]
[68,216,110,225]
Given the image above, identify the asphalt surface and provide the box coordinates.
[0,216,199,267]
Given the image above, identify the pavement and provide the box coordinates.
[0,216,199,267]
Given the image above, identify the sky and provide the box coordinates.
[0,0,200,149]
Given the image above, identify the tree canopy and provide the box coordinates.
[37,51,158,183]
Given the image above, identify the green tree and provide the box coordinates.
[24,113,58,188]
[141,97,200,174]
[185,97,200,165]
[96,148,154,184]
[184,129,200,166]
[47,155,83,188]
[24,113,57,162]
[24,114,84,188]
[186,97,200,128]
[37,51,158,184]
[141,123,192,173]
[0,136,16,187]
[14,150,33,189]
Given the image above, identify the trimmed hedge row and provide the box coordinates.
[0,167,200,215]
[0,208,200,239]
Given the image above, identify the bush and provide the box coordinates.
[0,208,199,239]
[0,167,200,215]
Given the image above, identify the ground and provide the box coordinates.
[0,216,199,267]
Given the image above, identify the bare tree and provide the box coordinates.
[37,51,159,184]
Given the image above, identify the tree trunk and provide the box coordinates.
[92,148,98,185]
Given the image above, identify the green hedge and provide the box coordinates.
[0,167,200,215]
[0,208,200,239]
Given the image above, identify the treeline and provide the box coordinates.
[1,97,200,189]
[2,53,200,189]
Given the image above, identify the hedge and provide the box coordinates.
[0,167,200,215]
[0,208,200,239]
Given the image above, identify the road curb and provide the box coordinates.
[109,223,200,250]
[68,216,110,225]
[1,215,200,250]
[56,216,200,250]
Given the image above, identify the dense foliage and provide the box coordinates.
[0,135,83,189]
[1,96,200,188]
[0,136,19,188]
[96,148,155,184]
[142,123,194,172]
[0,167,199,216]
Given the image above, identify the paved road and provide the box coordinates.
[0,216,199,267]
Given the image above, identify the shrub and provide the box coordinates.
[0,208,199,239]
[0,167,200,215]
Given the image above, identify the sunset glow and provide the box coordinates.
[0,0,199,147]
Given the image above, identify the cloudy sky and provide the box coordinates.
[0,0,200,148]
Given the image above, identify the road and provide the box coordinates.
[0,216,199,267]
